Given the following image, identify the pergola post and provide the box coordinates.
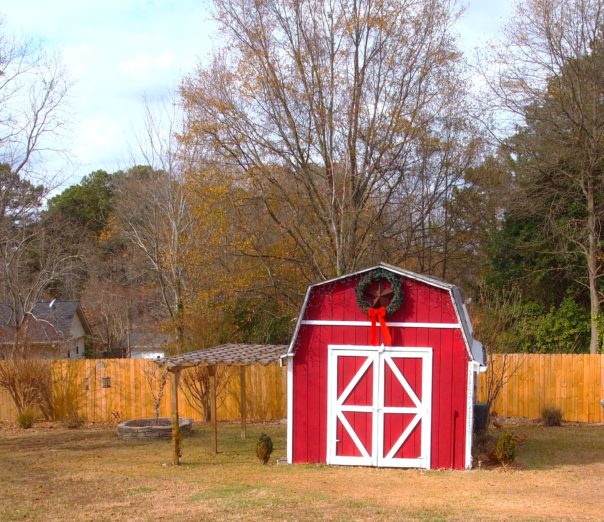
[208,364,218,454]
[240,365,247,439]
[171,369,181,466]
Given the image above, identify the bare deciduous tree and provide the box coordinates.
[471,286,527,413]
[143,364,168,422]
[0,19,69,178]
[0,21,72,351]
[0,167,79,351]
[114,168,193,352]
[180,0,470,280]
[182,365,231,422]
[115,103,194,352]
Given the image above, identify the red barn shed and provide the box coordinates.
[283,263,486,470]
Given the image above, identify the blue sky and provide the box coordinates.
[0,0,514,188]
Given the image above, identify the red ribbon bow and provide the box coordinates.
[368,306,392,346]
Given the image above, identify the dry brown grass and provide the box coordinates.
[1,421,603,521]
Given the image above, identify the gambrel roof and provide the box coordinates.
[285,262,486,366]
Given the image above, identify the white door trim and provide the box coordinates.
[465,361,480,469]
[286,355,293,464]
[327,348,377,466]
[327,345,432,469]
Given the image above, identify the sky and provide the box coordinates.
[0,0,515,189]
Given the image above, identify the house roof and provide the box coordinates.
[0,301,92,344]
[122,331,173,350]
[156,343,288,371]
[285,263,485,366]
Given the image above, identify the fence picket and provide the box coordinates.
[1,355,602,424]
[477,354,603,422]
[0,359,288,423]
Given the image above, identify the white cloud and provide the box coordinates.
[120,51,177,77]
[1,0,215,184]
[0,0,511,187]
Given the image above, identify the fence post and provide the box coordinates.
[240,365,247,439]
[209,365,218,453]
[171,369,181,466]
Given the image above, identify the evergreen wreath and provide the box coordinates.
[355,268,402,316]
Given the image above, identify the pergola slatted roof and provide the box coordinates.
[157,343,289,464]
[156,343,288,370]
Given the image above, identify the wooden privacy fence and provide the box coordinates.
[2,355,603,424]
[477,354,604,423]
[0,359,286,423]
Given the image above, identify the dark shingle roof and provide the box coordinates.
[0,301,90,343]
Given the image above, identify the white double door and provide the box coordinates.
[327,345,432,468]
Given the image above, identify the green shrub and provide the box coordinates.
[16,408,35,429]
[494,431,516,465]
[541,406,562,426]
[83,340,93,358]
[256,433,274,464]
[530,297,591,353]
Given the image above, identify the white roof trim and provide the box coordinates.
[302,262,455,292]
[287,284,312,356]
[287,263,483,363]
[448,288,475,363]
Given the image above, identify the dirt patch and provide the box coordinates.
[1,422,603,521]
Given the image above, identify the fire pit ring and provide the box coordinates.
[117,417,193,440]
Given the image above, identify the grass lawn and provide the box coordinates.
[1,420,603,521]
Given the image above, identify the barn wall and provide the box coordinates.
[292,275,470,469]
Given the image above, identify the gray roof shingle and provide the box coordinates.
[156,343,288,370]
[0,301,90,343]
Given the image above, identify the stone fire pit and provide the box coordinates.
[117,417,193,440]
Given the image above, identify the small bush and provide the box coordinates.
[0,358,53,419]
[16,408,35,429]
[61,411,85,429]
[541,406,562,426]
[473,430,497,464]
[256,433,273,464]
[494,431,516,465]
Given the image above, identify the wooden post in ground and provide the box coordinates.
[171,369,181,466]
[208,365,218,454]
[240,365,247,439]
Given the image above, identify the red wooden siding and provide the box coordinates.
[292,274,469,469]
[383,357,422,459]
[337,355,373,458]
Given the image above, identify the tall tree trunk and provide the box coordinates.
[586,179,600,354]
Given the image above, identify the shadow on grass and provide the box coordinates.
[503,424,604,470]
[3,421,603,472]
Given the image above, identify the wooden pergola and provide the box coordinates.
[155,343,288,465]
